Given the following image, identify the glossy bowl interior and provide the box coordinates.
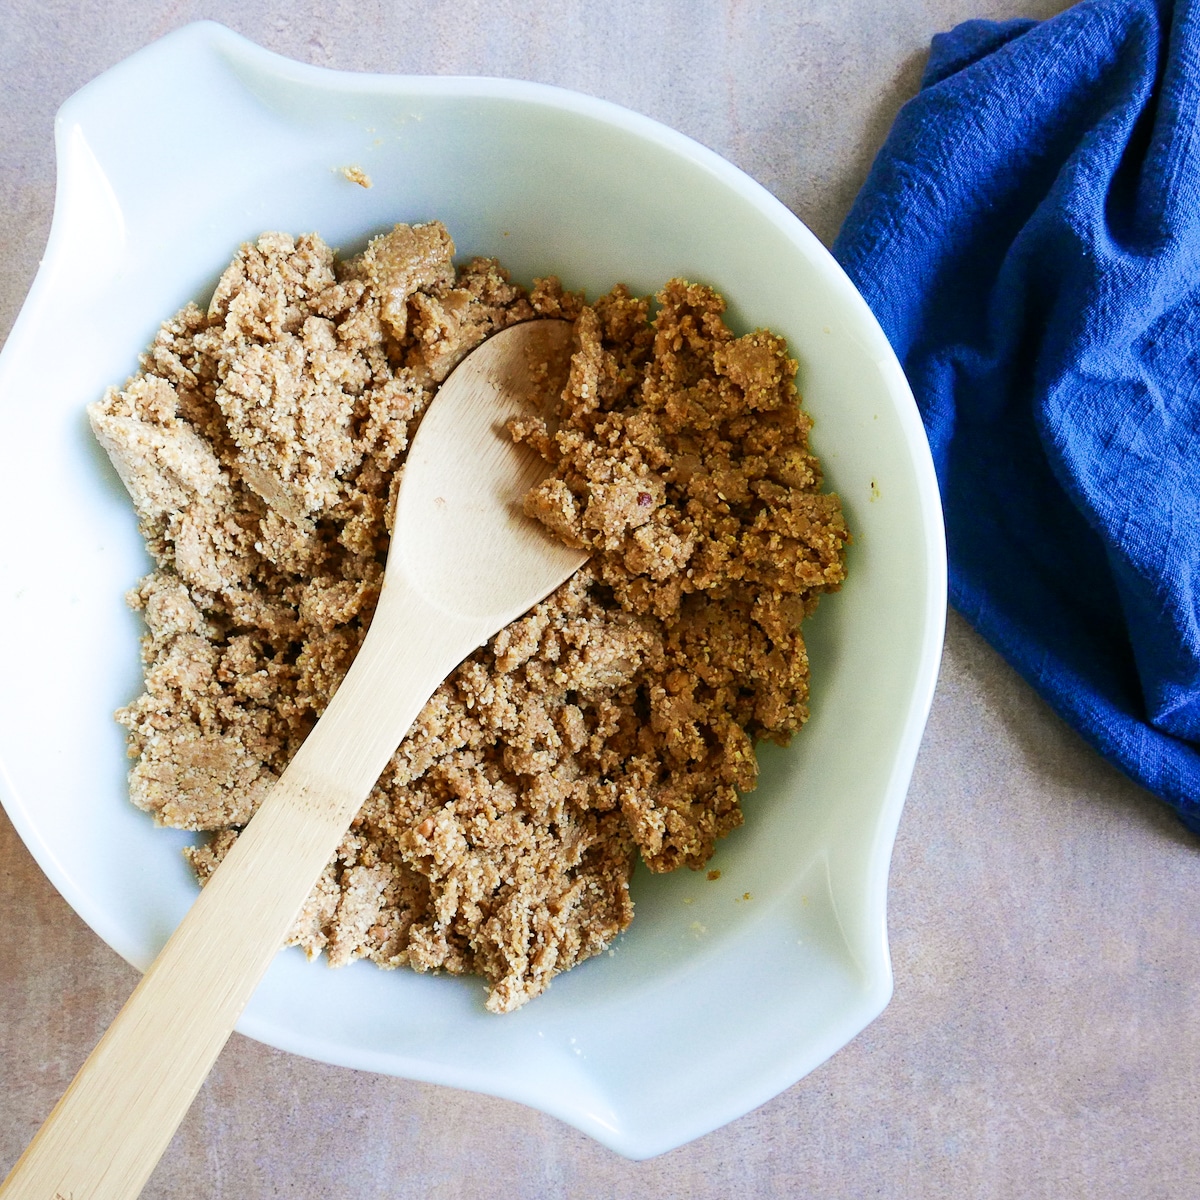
[0,22,945,1159]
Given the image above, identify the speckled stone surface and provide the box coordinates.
[4,2,1199,1196]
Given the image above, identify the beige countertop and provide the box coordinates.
[3,2,1199,1196]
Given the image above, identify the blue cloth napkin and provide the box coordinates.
[832,0,1200,833]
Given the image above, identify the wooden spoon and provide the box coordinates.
[1,318,586,1200]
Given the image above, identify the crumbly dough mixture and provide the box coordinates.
[89,221,848,1012]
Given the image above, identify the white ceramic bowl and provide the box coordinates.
[0,22,945,1159]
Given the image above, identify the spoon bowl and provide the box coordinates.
[395,318,583,622]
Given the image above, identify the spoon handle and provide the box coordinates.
[1,579,485,1200]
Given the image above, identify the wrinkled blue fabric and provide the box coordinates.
[832,0,1200,833]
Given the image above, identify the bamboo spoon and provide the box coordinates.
[1,318,587,1200]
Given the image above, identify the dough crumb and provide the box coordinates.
[340,165,373,188]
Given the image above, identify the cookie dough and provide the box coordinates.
[89,221,848,1011]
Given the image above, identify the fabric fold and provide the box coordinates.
[834,0,1200,832]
